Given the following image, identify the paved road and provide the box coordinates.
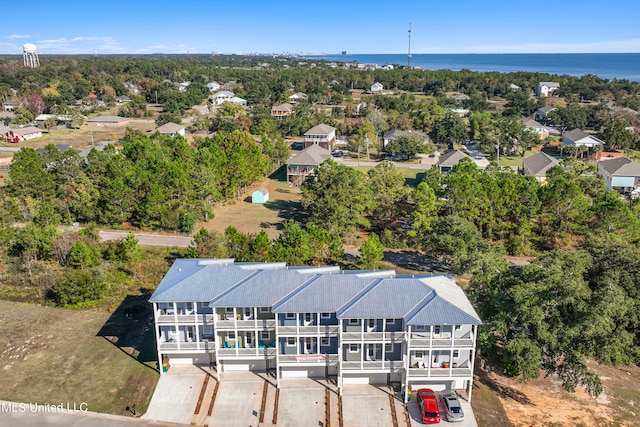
[334,157,437,169]
[99,231,193,248]
[0,401,184,427]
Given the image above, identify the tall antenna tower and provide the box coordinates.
[407,23,412,69]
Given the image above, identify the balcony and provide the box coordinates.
[407,367,472,378]
[409,337,474,348]
[156,312,212,324]
[341,331,406,342]
[216,319,276,329]
[217,348,277,358]
[278,354,339,364]
[158,341,203,351]
[341,360,404,371]
[277,325,339,335]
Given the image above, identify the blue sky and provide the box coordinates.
[1,1,639,55]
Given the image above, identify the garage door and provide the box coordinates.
[342,377,370,385]
[343,373,387,385]
[281,368,324,378]
[223,360,267,371]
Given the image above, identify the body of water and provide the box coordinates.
[302,53,640,81]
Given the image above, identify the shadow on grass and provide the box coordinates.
[383,250,449,273]
[263,199,304,228]
[96,289,159,373]
[404,171,425,187]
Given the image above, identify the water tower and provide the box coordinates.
[23,43,40,68]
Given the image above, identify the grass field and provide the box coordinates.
[0,299,159,415]
[199,168,303,239]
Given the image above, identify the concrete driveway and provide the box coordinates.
[142,365,205,424]
[342,384,394,427]
[208,371,267,427]
[277,378,333,427]
[406,391,478,427]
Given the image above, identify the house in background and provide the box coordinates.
[286,144,331,186]
[523,152,560,184]
[536,82,560,97]
[155,122,186,137]
[522,118,560,140]
[535,105,557,122]
[210,91,235,105]
[451,93,470,102]
[149,259,481,402]
[271,103,294,119]
[598,156,640,193]
[289,92,308,103]
[123,81,140,95]
[303,124,336,150]
[563,128,605,148]
[2,101,16,112]
[251,187,269,204]
[87,116,129,126]
[438,150,471,173]
[4,126,42,142]
[382,130,402,147]
[509,83,521,90]
[228,96,247,107]
[370,82,383,93]
[207,82,221,92]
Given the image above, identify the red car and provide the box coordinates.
[417,388,440,424]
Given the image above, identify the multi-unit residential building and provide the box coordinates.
[149,259,482,402]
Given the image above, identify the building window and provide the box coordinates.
[321,312,331,319]
[228,332,236,340]
[453,350,459,358]
[260,331,270,340]
[305,313,312,323]
[287,337,296,346]
[415,351,423,358]
[433,325,441,335]
[414,325,427,331]
[348,319,359,325]
[285,313,295,319]
[321,337,330,346]
[385,344,393,352]
[349,344,359,353]
[259,307,270,313]
[386,319,395,325]
[225,307,234,314]
[368,319,375,328]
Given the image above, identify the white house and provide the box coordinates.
[149,259,482,402]
[536,82,560,97]
[228,96,247,107]
[563,128,605,148]
[303,124,336,151]
[207,82,221,92]
[289,92,308,103]
[210,91,235,105]
[370,82,383,93]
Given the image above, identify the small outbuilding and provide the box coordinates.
[251,187,269,204]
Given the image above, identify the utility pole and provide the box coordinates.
[407,23,412,69]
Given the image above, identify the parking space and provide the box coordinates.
[277,378,329,427]
[342,384,394,427]
[207,371,267,427]
[142,365,208,424]
[407,391,478,427]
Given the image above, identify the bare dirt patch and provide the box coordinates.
[480,361,640,427]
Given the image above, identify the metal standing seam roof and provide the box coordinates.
[208,268,328,308]
[271,274,379,313]
[149,259,267,303]
[406,276,482,325]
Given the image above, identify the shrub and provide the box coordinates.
[47,270,106,307]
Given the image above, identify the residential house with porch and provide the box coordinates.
[149,259,482,402]
[271,103,294,119]
[286,144,331,186]
[563,128,605,148]
[598,156,640,193]
[536,82,560,97]
[303,124,336,150]
[523,152,560,184]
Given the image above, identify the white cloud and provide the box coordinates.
[5,34,31,39]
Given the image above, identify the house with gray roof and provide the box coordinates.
[536,82,560,97]
[155,122,185,137]
[535,105,557,122]
[271,103,294,119]
[563,128,605,148]
[303,124,336,150]
[598,156,640,192]
[523,152,560,184]
[286,144,331,186]
[149,259,481,402]
[437,150,471,173]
